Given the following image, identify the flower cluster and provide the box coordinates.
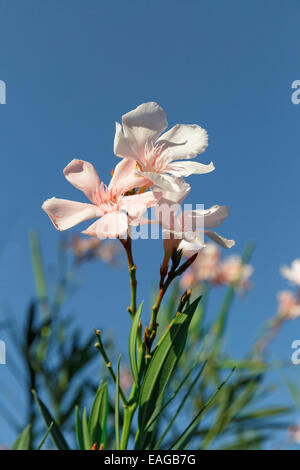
[278,259,300,320]
[42,102,234,259]
[64,235,121,265]
[180,242,252,292]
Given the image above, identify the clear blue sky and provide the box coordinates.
[1,0,300,447]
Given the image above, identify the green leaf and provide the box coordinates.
[82,407,91,450]
[115,355,121,450]
[215,242,254,338]
[129,301,144,385]
[32,390,69,450]
[88,383,109,448]
[170,367,236,450]
[12,424,32,450]
[75,406,84,450]
[29,231,47,305]
[136,296,201,449]
[154,360,207,449]
[37,422,53,450]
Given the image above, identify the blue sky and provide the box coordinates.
[1,0,300,447]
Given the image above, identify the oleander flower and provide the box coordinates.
[277,290,300,320]
[281,259,300,287]
[42,159,159,239]
[158,203,234,273]
[214,255,253,291]
[180,243,221,288]
[288,423,300,444]
[113,102,213,202]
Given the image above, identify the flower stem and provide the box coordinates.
[119,234,137,317]
[145,252,198,357]
[94,329,128,407]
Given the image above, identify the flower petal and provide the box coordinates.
[42,197,100,231]
[108,158,147,194]
[120,191,159,221]
[114,122,139,160]
[63,159,100,204]
[205,230,235,248]
[167,160,214,177]
[142,171,190,203]
[182,205,229,230]
[82,212,128,239]
[157,124,208,161]
[114,102,167,162]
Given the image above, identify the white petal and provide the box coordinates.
[142,171,190,203]
[205,230,235,248]
[122,102,167,155]
[42,198,100,231]
[167,160,214,177]
[114,122,139,160]
[182,205,229,230]
[157,124,208,161]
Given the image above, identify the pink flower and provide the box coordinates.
[114,102,214,202]
[42,159,158,239]
[180,243,221,288]
[214,256,253,291]
[161,204,235,256]
[277,290,300,320]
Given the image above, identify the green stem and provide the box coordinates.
[119,235,138,317]
[94,329,128,407]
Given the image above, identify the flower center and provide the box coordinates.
[93,183,120,213]
[142,142,168,173]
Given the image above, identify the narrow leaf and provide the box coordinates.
[32,390,69,450]
[136,296,201,449]
[82,407,91,450]
[129,301,144,385]
[115,355,121,450]
[12,424,32,450]
[88,383,108,448]
[75,406,84,450]
[37,422,53,450]
[170,368,236,450]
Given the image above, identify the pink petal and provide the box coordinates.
[120,191,159,221]
[42,198,100,231]
[82,212,128,239]
[108,158,147,194]
[63,159,100,204]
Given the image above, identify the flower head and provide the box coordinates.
[277,290,300,320]
[281,259,300,287]
[42,159,158,239]
[214,256,253,292]
[114,102,214,202]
